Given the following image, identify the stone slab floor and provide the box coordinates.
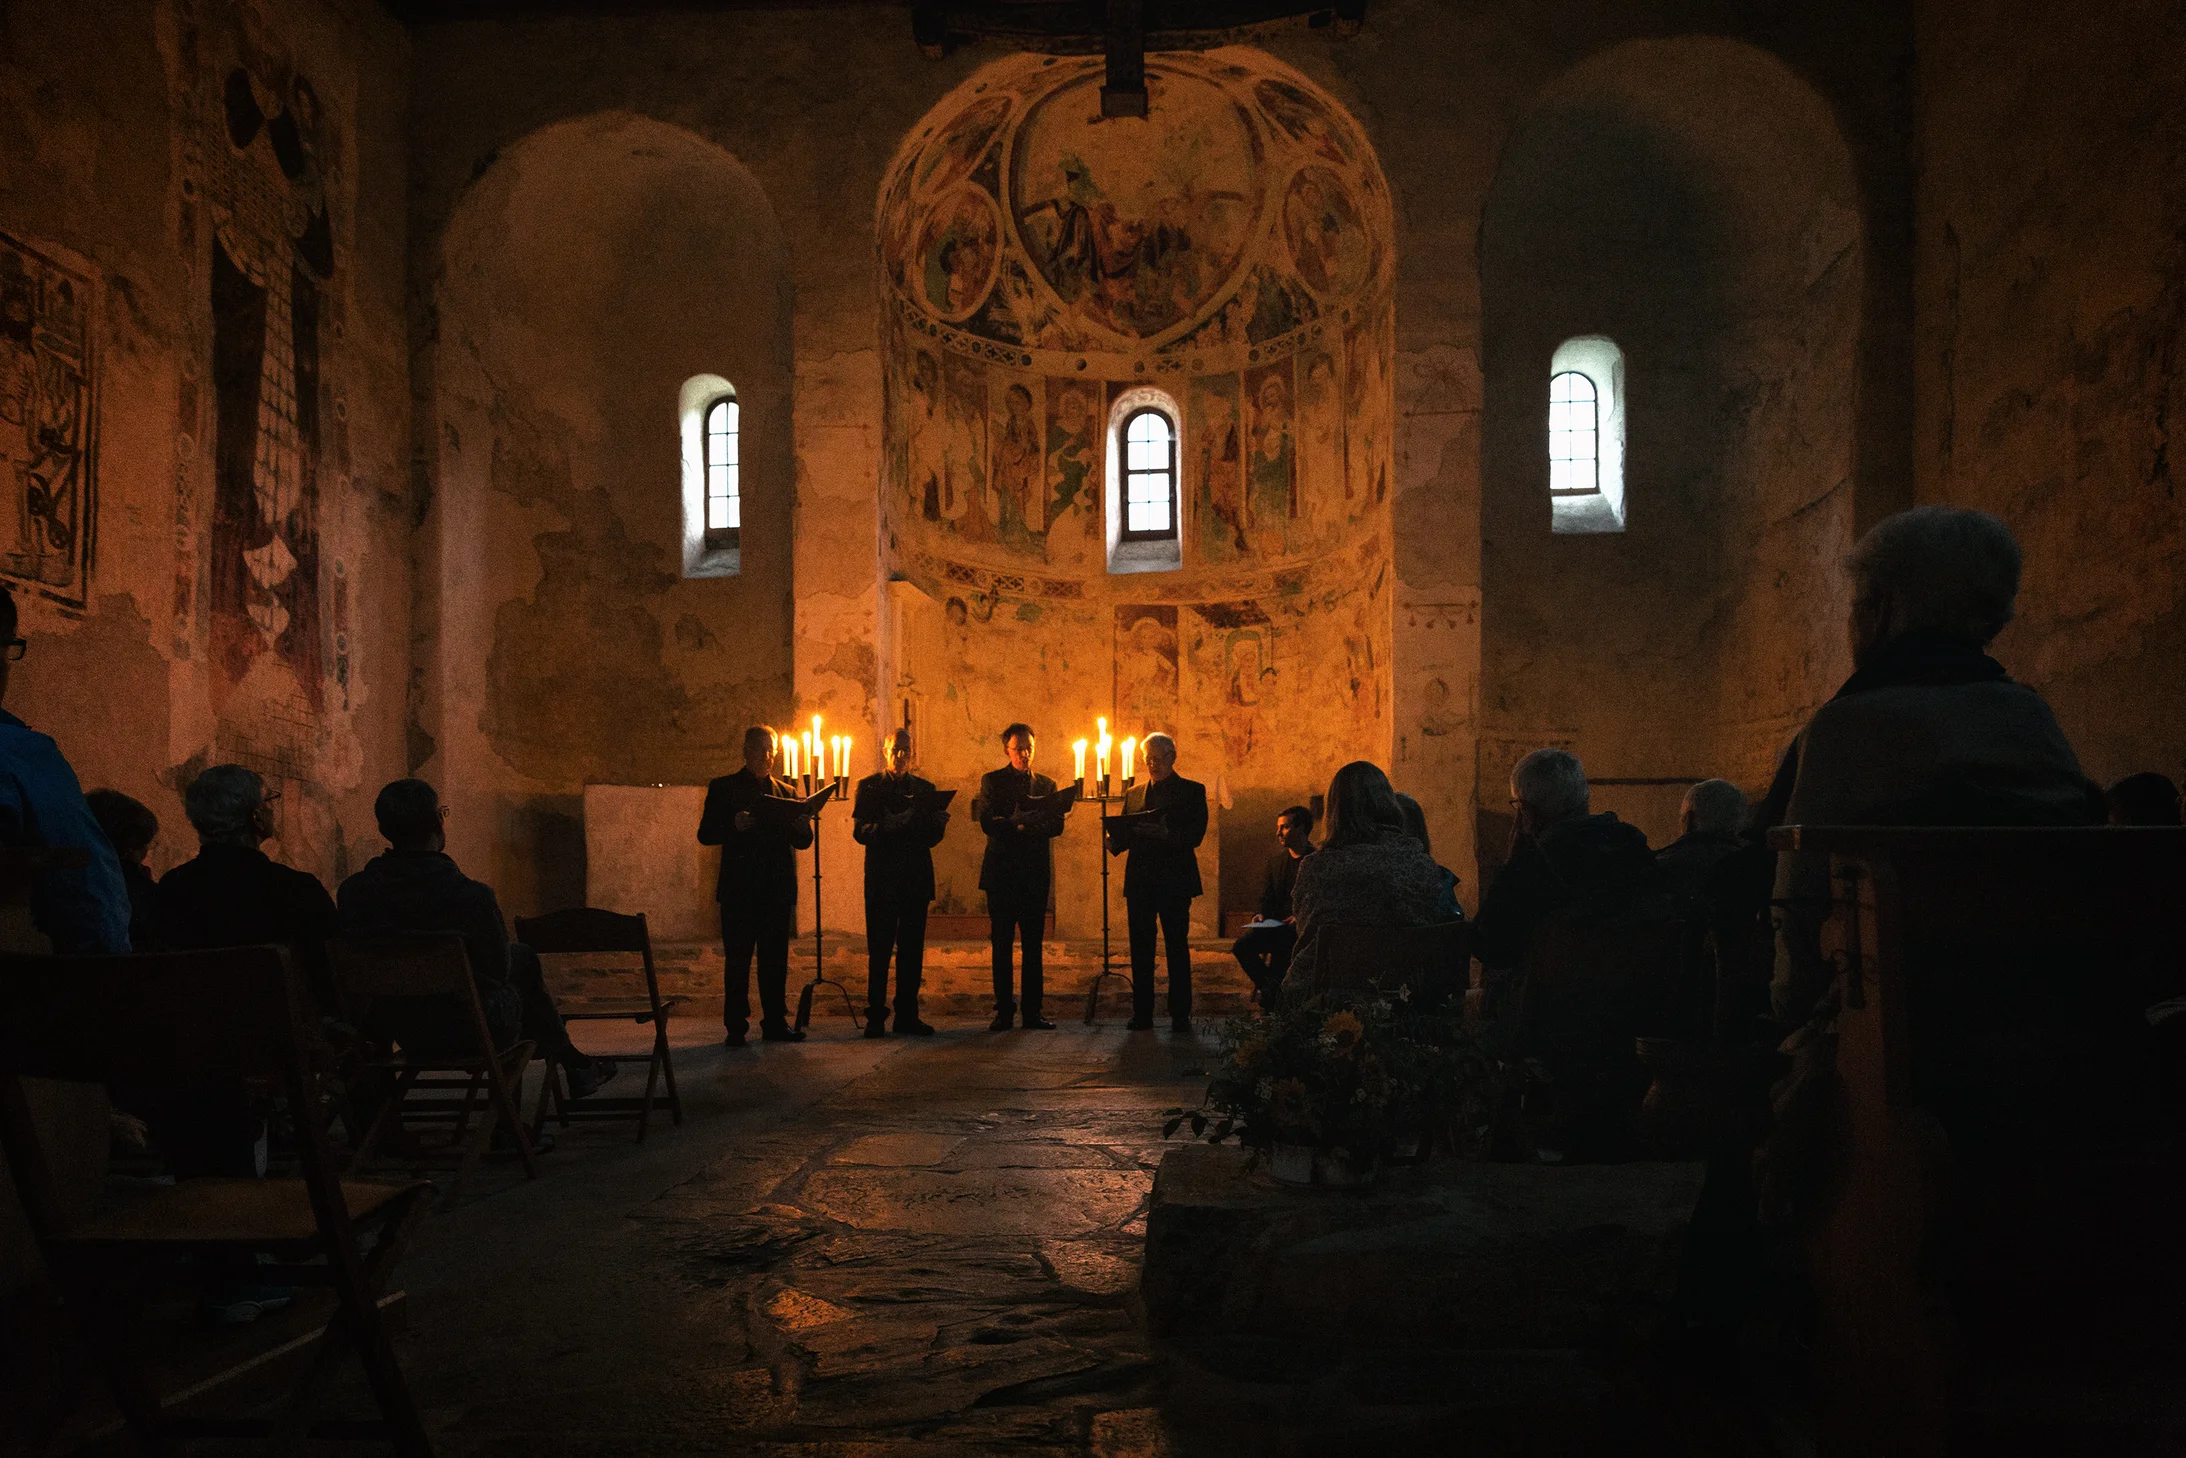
[396,1011,1203,1458]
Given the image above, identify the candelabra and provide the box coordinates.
[1071,722,1138,1024]
[781,717,858,1034]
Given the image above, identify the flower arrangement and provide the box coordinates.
[1163,990,1491,1173]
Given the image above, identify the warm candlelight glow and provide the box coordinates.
[783,735,799,781]
[1072,738,1088,787]
[1122,736,1137,782]
[840,735,852,780]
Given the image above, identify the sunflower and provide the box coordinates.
[1321,1009,1364,1053]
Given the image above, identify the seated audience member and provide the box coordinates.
[1283,762,1452,997]
[151,765,337,995]
[337,779,616,1098]
[1767,507,2104,1025]
[1471,748,1659,973]
[1655,778,1750,901]
[1395,790,1466,920]
[2105,772,2182,827]
[0,585,130,953]
[1231,804,1315,998]
[86,787,160,945]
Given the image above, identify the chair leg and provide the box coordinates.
[530,1058,555,1142]
[636,1026,664,1143]
[441,1072,495,1209]
[658,1021,684,1126]
[485,1042,538,1181]
[353,1066,419,1170]
[327,1225,435,1458]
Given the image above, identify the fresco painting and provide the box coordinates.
[1043,376,1100,568]
[941,354,991,542]
[1282,167,1371,299]
[0,233,95,604]
[1243,358,1296,548]
[1010,68,1258,341]
[1114,604,1180,735]
[914,94,1012,197]
[1254,77,1357,165]
[991,378,1044,551]
[1190,373,1247,563]
[917,186,1002,321]
[1297,346,1342,531]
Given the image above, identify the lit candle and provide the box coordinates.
[783,735,798,782]
[1122,735,1137,785]
[1095,717,1111,797]
[841,735,852,782]
[1072,738,1088,794]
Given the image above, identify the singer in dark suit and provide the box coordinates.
[698,724,815,1046]
[1116,733,1209,1032]
[974,723,1065,1031]
[852,728,949,1038]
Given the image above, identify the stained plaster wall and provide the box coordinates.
[1914,0,2186,789]
[1477,38,1864,855]
[0,0,412,889]
[405,0,1913,921]
[418,113,795,914]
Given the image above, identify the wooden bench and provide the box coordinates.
[1771,825,2186,1456]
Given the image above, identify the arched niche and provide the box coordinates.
[873,48,1395,937]
[1477,37,1863,861]
[420,111,793,913]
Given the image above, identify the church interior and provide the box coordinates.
[1,0,2183,1452]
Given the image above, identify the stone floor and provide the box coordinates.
[395,1012,1205,1457]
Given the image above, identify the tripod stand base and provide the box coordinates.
[795,976,862,1033]
[1082,969,1133,1025]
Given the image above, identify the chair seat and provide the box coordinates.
[562,996,685,1021]
[56,1177,427,1245]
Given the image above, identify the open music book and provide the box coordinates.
[755,781,837,823]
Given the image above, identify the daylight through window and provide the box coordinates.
[1122,408,1176,540]
[705,394,740,542]
[1548,371,1598,496]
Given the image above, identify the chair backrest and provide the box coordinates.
[0,945,305,1088]
[326,933,477,1023]
[1515,910,1682,1069]
[513,907,650,958]
[1320,920,1471,999]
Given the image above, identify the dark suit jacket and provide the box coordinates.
[335,850,510,995]
[1119,773,1208,902]
[152,844,339,1006]
[1259,846,1311,921]
[698,768,814,907]
[975,767,1064,901]
[853,771,947,903]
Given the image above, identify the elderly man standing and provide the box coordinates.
[1764,506,2102,1024]
[1471,747,1658,973]
[852,727,948,1037]
[1114,733,1208,1033]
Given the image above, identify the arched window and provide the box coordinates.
[1548,371,1598,496]
[1548,336,1625,533]
[704,392,740,548]
[680,373,740,577]
[1121,408,1177,541]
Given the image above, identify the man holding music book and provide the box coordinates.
[1112,732,1208,1033]
[974,723,1077,1031]
[699,725,822,1046]
[852,728,951,1038]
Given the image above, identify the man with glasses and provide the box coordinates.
[0,584,130,953]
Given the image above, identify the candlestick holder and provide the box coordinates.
[1079,771,1137,1025]
[793,771,858,1033]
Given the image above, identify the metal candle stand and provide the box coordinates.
[1080,774,1136,1024]
[793,774,859,1033]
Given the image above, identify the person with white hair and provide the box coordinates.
[1655,778,1751,901]
[1471,747,1660,972]
[1110,732,1208,1032]
[1764,505,2102,1023]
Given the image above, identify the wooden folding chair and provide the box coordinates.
[514,908,685,1142]
[0,945,434,1455]
[1318,920,1472,1008]
[328,934,537,1208]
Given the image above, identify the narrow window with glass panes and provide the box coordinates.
[704,393,740,549]
[1548,370,1599,497]
[1121,407,1177,542]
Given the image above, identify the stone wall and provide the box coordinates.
[1914,0,2186,788]
[0,0,412,886]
